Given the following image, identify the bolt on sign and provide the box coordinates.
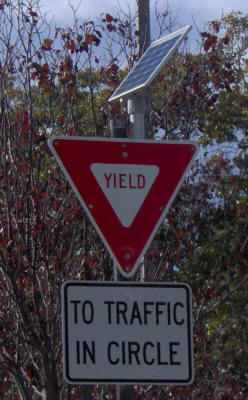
[48,137,199,277]
[62,282,194,385]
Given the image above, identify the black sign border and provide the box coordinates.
[62,281,194,385]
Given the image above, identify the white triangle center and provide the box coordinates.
[90,163,159,227]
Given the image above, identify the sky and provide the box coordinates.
[40,0,248,41]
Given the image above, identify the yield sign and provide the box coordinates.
[48,137,199,277]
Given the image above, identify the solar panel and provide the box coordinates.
[109,26,191,103]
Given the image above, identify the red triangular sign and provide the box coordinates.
[48,137,199,277]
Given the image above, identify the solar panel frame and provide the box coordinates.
[108,25,191,103]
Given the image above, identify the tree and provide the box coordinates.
[0,1,112,399]
[0,0,247,399]
[137,11,248,400]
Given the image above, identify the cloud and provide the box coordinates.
[170,0,247,19]
[40,0,130,24]
[40,0,248,28]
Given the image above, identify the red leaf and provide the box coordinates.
[188,244,195,252]
[43,85,52,93]
[6,347,15,354]
[107,24,116,32]
[204,35,217,52]
[16,113,22,122]
[42,39,53,50]
[105,13,113,23]
[222,36,229,45]
[85,34,92,45]
[58,114,64,123]
[29,10,38,17]
[76,35,83,42]
[26,368,32,379]
[67,86,74,97]
[31,71,37,79]
[41,63,49,73]
[22,120,29,134]
[175,231,183,239]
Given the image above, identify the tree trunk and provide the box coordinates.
[42,353,60,400]
[120,385,136,400]
[78,385,94,399]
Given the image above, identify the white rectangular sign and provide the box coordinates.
[62,281,194,385]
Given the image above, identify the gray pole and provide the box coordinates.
[117,2,151,399]
[128,0,151,140]
[127,94,146,139]
[136,0,151,55]
[111,2,151,399]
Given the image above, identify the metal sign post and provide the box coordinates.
[127,94,146,139]
[114,93,146,399]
